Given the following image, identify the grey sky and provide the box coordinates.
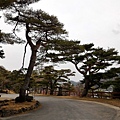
[34,0,120,49]
[0,0,120,81]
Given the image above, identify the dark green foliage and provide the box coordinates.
[0,0,40,9]
[26,95,33,102]
[3,0,68,101]
[114,78,120,93]
[0,49,4,58]
[5,8,67,42]
[102,77,120,91]
[15,96,25,103]
[38,66,75,95]
[0,0,29,58]
[0,0,16,9]
[46,41,120,96]
[102,77,120,99]
[57,87,63,96]
[0,66,11,90]
[8,70,26,93]
[113,85,120,99]
[15,95,33,103]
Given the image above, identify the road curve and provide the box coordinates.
[0,95,120,120]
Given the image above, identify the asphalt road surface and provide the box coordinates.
[0,94,120,120]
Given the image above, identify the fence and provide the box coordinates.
[33,89,120,99]
[53,91,120,99]
[87,91,120,99]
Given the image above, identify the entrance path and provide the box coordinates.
[0,94,120,120]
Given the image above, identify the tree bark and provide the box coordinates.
[17,23,41,102]
[49,80,54,95]
[81,79,89,97]
[19,49,37,102]
[17,23,39,101]
[57,87,63,96]
[45,85,48,95]
[50,89,54,95]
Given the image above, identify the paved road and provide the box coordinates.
[0,94,120,120]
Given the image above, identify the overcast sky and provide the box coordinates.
[0,0,120,81]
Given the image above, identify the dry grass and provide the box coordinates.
[56,96,120,108]
[0,100,38,110]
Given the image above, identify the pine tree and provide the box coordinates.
[46,40,120,96]
[4,5,67,101]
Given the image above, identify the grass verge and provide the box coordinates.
[55,96,120,108]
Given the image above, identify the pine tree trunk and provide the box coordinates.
[18,50,37,102]
[57,86,63,96]
[45,85,48,95]
[50,89,54,95]
[81,79,89,97]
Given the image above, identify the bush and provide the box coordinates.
[26,96,33,102]
[112,86,120,99]
[15,96,33,103]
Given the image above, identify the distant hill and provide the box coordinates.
[70,80,79,86]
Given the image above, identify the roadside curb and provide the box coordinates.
[0,99,40,117]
